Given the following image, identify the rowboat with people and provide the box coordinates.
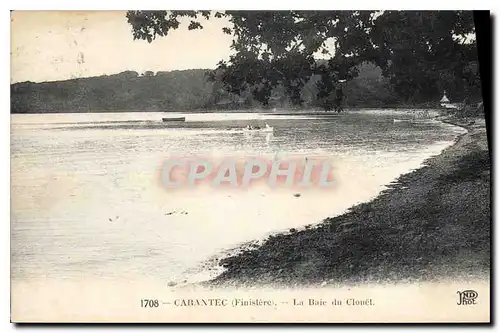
[242,123,274,133]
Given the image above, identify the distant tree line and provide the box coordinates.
[11,70,212,113]
[10,57,481,114]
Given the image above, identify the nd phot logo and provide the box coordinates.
[456,290,478,306]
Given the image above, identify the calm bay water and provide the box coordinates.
[11,110,466,284]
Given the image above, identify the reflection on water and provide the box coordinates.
[11,111,465,283]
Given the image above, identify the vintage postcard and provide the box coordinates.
[10,10,490,323]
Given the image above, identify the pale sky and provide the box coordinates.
[10,11,234,83]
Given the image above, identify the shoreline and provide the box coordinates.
[10,106,455,115]
[208,115,490,287]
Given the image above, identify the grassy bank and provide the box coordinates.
[210,116,491,287]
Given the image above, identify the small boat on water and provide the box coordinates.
[162,117,185,122]
[243,127,274,133]
[243,123,274,133]
[393,119,437,124]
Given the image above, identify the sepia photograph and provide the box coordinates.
[9,9,491,323]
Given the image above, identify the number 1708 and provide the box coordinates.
[141,299,159,307]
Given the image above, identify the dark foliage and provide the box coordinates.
[127,10,482,110]
[11,63,404,113]
[11,70,213,113]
